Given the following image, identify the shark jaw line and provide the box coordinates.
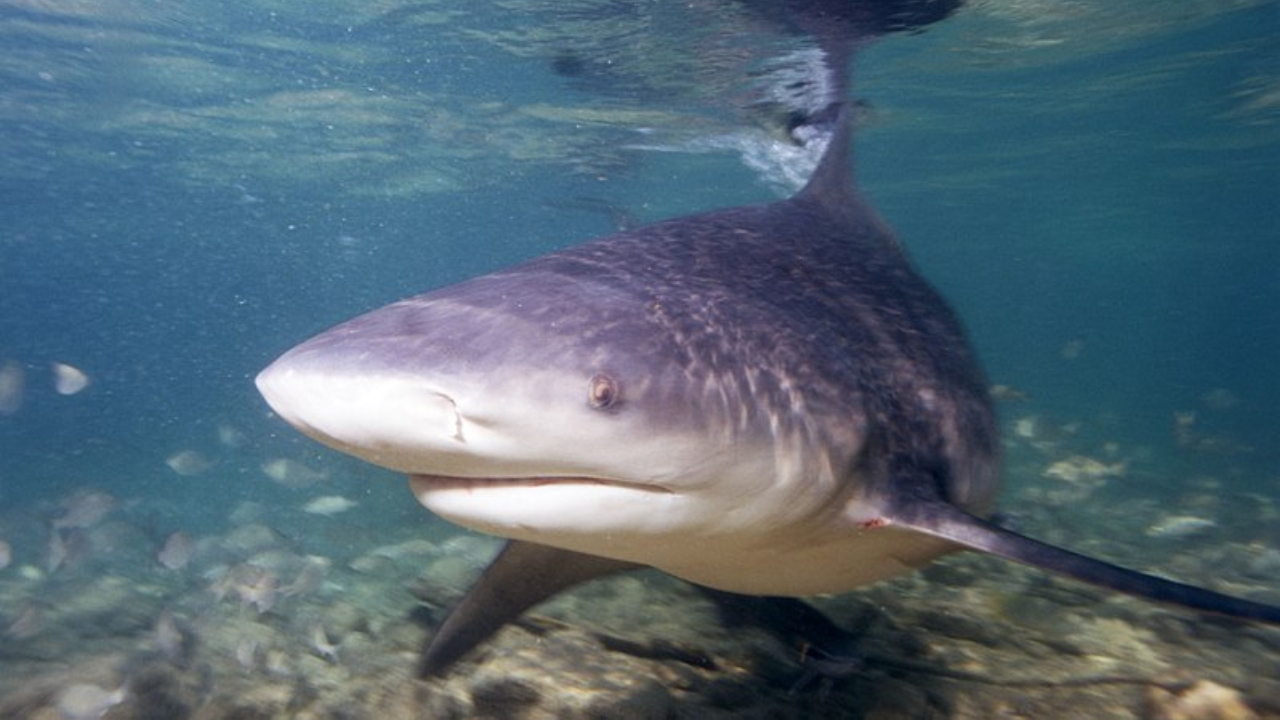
[409,474,675,495]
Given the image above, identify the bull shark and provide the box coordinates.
[256,0,1280,680]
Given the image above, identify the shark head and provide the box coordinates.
[256,245,872,585]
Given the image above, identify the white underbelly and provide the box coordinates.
[570,524,957,597]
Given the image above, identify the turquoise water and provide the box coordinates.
[1,1,1277,717]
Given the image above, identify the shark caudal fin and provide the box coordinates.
[893,500,1280,623]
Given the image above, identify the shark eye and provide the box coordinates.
[587,373,620,410]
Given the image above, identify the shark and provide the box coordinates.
[255,0,1280,680]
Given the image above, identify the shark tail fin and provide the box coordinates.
[894,500,1280,624]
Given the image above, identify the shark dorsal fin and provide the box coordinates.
[794,100,897,245]
[796,101,855,218]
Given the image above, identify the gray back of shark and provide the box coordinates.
[255,0,1280,680]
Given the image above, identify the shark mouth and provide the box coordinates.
[408,474,674,495]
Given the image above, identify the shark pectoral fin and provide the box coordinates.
[894,501,1280,624]
[418,540,642,678]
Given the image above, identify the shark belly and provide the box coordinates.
[645,528,955,596]
[410,473,958,596]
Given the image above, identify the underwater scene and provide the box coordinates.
[1,0,1278,718]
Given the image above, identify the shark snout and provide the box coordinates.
[256,357,467,472]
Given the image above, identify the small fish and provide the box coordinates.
[53,490,117,530]
[1146,515,1217,539]
[51,361,91,395]
[166,449,216,477]
[204,564,233,601]
[49,528,90,574]
[369,539,436,560]
[261,458,328,488]
[1012,415,1039,439]
[1173,410,1198,447]
[1200,388,1240,411]
[310,622,339,663]
[235,637,259,670]
[282,555,330,597]
[153,610,188,664]
[157,531,195,571]
[208,563,278,612]
[55,682,125,720]
[1042,455,1127,485]
[46,530,69,573]
[233,565,278,614]
[5,604,44,639]
[216,423,247,449]
[302,495,357,516]
[989,384,1029,402]
[1060,338,1084,359]
[0,539,11,571]
[0,359,23,414]
[227,501,266,526]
